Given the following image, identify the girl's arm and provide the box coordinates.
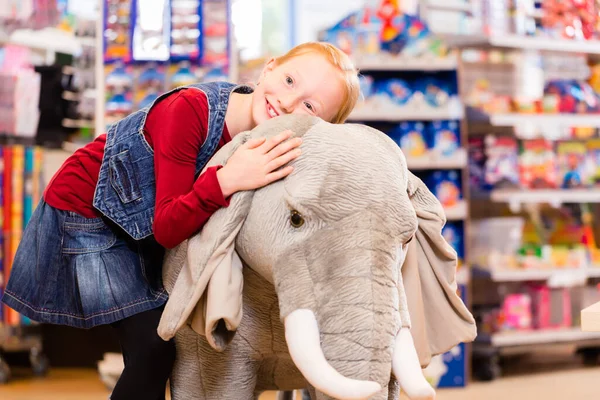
[150,89,229,249]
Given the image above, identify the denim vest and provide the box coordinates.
[93,81,253,240]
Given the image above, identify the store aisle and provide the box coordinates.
[1,365,599,400]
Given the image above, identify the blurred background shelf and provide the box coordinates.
[473,266,600,283]
[477,328,600,348]
[405,149,468,170]
[442,34,600,55]
[490,189,600,206]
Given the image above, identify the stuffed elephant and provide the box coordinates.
[157,115,477,400]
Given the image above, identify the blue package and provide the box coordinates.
[397,122,428,157]
[430,121,460,156]
[375,78,413,107]
[359,75,374,100]
[427,170,462,208]
[138,65,165,89]
[416,78,453,108]
[106,64,134,90]
[441,222,464,260]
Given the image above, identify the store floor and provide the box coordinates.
[1,364,599,400]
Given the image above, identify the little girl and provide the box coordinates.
[2,42,360,399]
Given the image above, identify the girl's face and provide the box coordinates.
[252,53,345,126]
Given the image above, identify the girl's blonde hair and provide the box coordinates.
[274,42,360,124]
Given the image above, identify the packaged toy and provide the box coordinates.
[427,170,461,208]
[484,135,519,189]
[201,0,230,66]
[167,62,198,89]
[519,139,558,189]
[586,139,600,186]
[557,141,587,188]
[104,0,132,62]
[415,77,453,108]
[502,294,532,331]
[105,63,134,91]
[544,80,600,114]
[526,284,572,330]
[442,222,464,267]
[170,0,202,61]
[131,0,170,61]
[430,121,460,157]
[468,137,486,190]
[359,75,375,101]
[105,93,133,117]
[395,122,428,157]
[375,78,413,107]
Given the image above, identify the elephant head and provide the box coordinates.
[158,115,476,399]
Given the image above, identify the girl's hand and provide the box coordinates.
[217,130,302,197]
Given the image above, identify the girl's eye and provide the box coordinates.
[286,76,293,85]
[304,102,313,111]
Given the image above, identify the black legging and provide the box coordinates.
[110,305,175,400]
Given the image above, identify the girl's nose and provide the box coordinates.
[279,94,298,114]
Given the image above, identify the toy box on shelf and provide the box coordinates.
[102,0,231,127]
[0,141,47,384]
[320,1,470,388]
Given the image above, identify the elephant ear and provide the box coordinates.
[158,114,322,351]
[402,171,477,367]
[157,130,253,350]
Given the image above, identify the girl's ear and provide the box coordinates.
[259,57,277,82]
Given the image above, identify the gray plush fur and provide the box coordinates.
[159,114,476,400]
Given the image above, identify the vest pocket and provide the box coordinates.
[109,150,142,204]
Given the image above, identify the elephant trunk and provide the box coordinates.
[279,240,401,400]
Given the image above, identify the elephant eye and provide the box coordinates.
[406,235,414,244]
[290,210,305,228]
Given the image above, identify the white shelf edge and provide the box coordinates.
[405,149,467,170]
[442,33,600,55]
[456,267,470,285]
[444,200,467,221]
[483,267,600,282]
[489,113,600,128]
[353,55,458,71]
[426,0,472,12]
[490,189,600,206]
[349,105,464,122]
[8,27,82,56]
[490,328,600,347]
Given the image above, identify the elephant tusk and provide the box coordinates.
[284,309,382,400]
[392,328,436,400]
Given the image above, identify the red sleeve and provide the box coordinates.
[147,89,230,249]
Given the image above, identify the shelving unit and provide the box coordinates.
[428,1,600,381]
[405,148,468,170]
[469,111,600,128]
[478,328,600,348]
[443,34,600,55]
[490,189,600,211]
[348,99,465,122]
[473,266,600,283]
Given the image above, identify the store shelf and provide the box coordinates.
[349,99,464,122]
[456,267,470,285]
[353,54,458,71]
[442,33,600,55]
[7,27,82,56]
[473,266,600,283]
[490,189,600,208]
[471,111,600,128]
[444,200,467,221]
[479,328,600,348]
[405,148,467,170]
[426,0,472,12]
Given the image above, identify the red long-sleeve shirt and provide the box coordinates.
[44,89,231,248]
